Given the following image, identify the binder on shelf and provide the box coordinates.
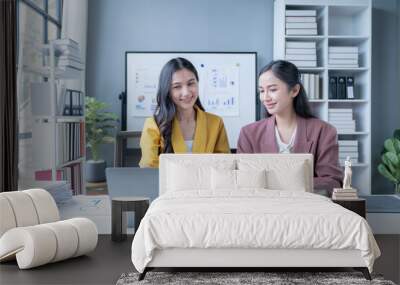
[337,77,347,99]
[346,77,355,99]
[62,89,83,116]
[329,76,337,99]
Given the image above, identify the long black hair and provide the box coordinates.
[154,57,205,153]
[259,60,314,118]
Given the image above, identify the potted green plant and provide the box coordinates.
[85,96,118,182]
[377,129,400,194]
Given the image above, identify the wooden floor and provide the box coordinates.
[0,235,398,285]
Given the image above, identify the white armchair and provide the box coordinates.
[0,188,98,269]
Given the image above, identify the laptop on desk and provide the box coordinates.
[105,168,159,202]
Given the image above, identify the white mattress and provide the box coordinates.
[131,190,380,273]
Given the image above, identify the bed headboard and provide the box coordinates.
[159,154,313,195]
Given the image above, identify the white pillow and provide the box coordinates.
[211,168,267,190]
[237,159,311,192]
[266,162,308,191]
[166,160,235,192]
[237,169,267,188]
[211,168,236,190]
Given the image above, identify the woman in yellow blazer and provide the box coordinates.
[139,57,230,168]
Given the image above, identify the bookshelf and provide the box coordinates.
[23,39,86,195]
[274,0,372,195]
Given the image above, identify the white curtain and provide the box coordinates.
[61,0,88,91]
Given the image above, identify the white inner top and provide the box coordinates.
[275,126,297,154]
[185,140,194,152]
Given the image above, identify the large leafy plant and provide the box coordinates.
[378,129,400,193]
[85,96,118,162]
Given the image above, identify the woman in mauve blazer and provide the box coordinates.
[237,60,343,194]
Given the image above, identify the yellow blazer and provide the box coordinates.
[139,107,230,168]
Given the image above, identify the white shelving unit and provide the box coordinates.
[24,39,86,194]
[274,0,372,195]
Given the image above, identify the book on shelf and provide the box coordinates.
[286,41,316,49]
[300,73,320,100]
[329,114,355,120]
[286,48,316,55]
[329,53,358,60]
[35,169,63,181]
[328,59,358,65]
[56,122,84,166]
[286,22,317,29]
[338,140,358,146]
[289,60,317,67]
[286,28,317,35]
[339,145,358,151]
[339,158,359,164]
[328,64,359,68]
[53,38,79,47]
[328,46,359,54]
[331,121,356,128]
[339,149,359,155]
[285,54,316,61]
[329,108,353,113]
[285,10,316,17]
[58,58,84,70]
[309,74,315,99]
[285,16,316,23]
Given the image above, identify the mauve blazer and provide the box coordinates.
[237,115,343,193]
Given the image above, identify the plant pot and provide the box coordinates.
[85,160,106,182]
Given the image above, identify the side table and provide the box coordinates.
[332,198,366,218]
[112,196,149,241]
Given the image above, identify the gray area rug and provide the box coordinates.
[116,271,396,285]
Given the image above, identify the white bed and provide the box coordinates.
[131,154,380,280]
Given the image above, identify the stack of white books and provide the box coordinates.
[285,10,317,35]
[332,188,359,200]
[328,108,356,133]
[328,46,359,68]
[300,73,320,99]
[53,38,84,71]
[339,140,359,164]
[286,41,317,67]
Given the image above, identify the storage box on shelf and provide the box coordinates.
[274,0,371,195]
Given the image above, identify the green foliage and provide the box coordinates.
[378,129,400,193]
[85,96,118,161]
